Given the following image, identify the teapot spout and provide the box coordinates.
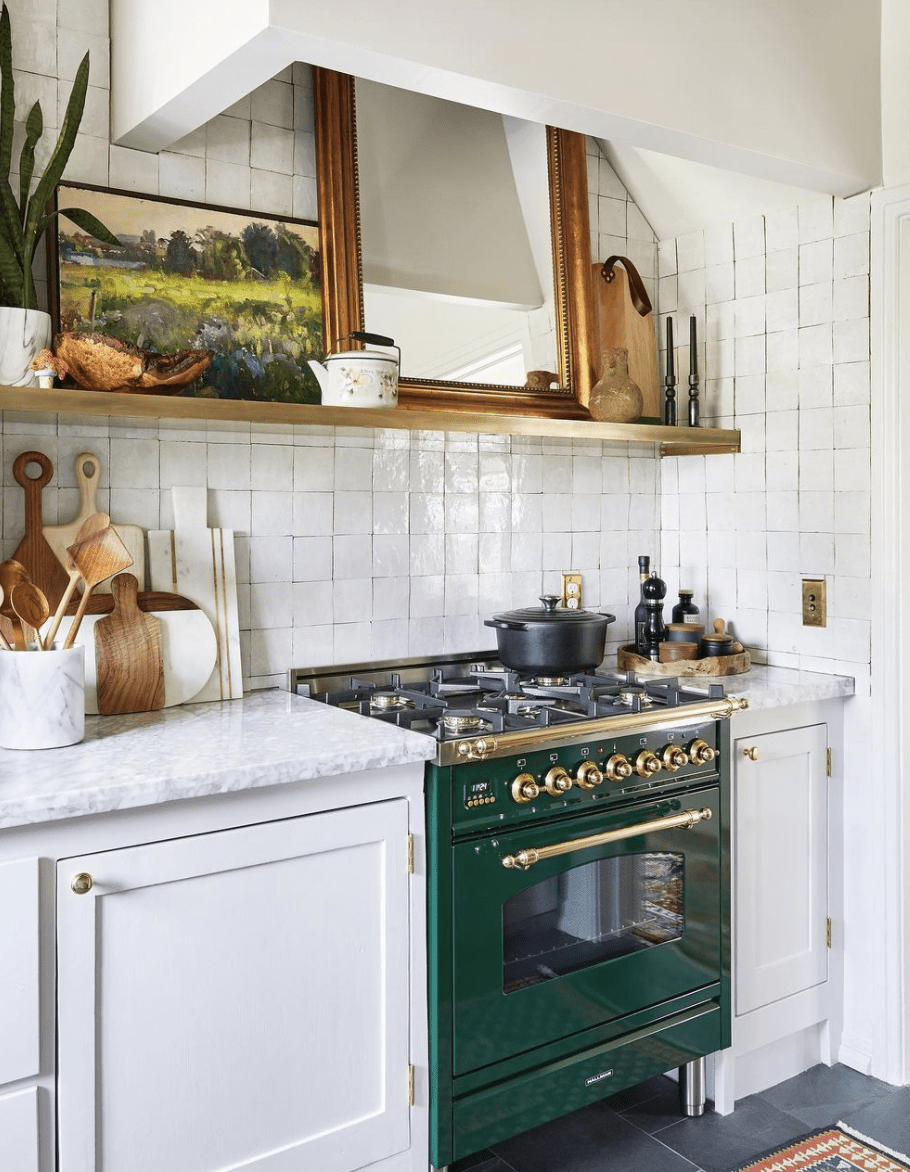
[307,359,329,393]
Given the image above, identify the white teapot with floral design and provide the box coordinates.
[308,331,399,408]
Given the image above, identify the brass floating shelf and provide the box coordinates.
[0,386,739,456]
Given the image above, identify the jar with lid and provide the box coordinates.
[671,589,700,626]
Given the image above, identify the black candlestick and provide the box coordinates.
[664,317,677,426]
[688,314,700,427]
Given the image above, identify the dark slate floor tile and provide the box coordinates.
[758,1063,896,1130]
[620,1081,703,1135]
[838,1087,910,1161]
[490,1101,703,1172]
[450,1150,505,1172]
[603,1074,680,1113]
[654,1095,808,1172]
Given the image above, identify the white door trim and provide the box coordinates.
[870,183,910,1085]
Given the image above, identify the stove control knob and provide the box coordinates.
[634,750,661,778]
[661,745,689,772]
[544,766,573,796]
[511,773,540,803]
[688,738,716,765]
[575,761,604,789]
[605,753,633,782]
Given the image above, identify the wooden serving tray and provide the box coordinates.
[617,644,751,677]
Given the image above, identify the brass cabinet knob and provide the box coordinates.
[634,750,661,777]
[688,738,716,765]
[511,773,540,803]
[742,746,760,761]
[544,766,573,796]
[575,760,604,789]
[605,753,633,782]
[71,872,93,895]
[662,745,689,772]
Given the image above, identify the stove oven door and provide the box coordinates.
[451,786,723,1076]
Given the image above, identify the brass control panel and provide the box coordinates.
[454,721,721,829]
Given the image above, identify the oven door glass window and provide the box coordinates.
[502,852,684,994]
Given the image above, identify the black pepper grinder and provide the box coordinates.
[642,570,667,660]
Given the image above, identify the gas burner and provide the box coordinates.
[440,711,488,734]
[515,704,542,720]
[370,692,415,712]
[530,675,569,687]
[617,687,654,708]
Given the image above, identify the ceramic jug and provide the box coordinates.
[587,346,643,423]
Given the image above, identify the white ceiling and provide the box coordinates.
[110,0,886,238]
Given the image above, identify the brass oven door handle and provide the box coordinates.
[501,806,713,871]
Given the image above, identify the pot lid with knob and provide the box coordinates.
[487,595,616,629]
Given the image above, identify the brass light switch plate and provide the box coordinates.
[801,579,826,627]
[561,573,583,610]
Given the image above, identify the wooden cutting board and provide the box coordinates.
[11,451,71,614]
[44,452,146,593]
[592,260,661,419]
[94,574,165,715]
[147,487,243,702]
[57,588,218,714]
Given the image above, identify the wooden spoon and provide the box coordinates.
[10,582,49,650]
[44,514,112,649]
[61,525,134,650]
[0,560,30,649]
[0,586,12,651]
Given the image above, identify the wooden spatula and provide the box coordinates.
[11,452,70,613]
[43,514,111,649]
[94,574,165,714]
[0,559,31,649]
[61,525,134,650]
[44,452,146,593]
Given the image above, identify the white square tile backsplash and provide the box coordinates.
[661,192,871,682]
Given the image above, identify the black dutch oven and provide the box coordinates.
[484,595,617,674]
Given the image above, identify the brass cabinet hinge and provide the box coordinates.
[406,834,415,874]
[826,917,832,948]
[826,748,833,777]
[408,1064,415,1106]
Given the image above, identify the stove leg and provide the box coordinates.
[679,1056,707,1116]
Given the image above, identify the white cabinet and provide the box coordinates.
[57,800,411,1172]
[714,700,843,1114]
[0,762,427,1172]
[734,725,828,1016]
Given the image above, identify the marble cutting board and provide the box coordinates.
[147,488,243,702]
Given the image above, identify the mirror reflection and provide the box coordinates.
[355,78,559,388]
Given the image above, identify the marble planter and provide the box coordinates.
[0,645,85,750]
[0,307,52,387]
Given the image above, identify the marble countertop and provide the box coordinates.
[0,689,436,831]
[708,664,855,711]
[0,665,853,832]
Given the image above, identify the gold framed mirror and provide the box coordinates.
[313,68,597,420]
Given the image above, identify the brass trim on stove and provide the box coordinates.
[501,806,713,870]
[440,695,748,765]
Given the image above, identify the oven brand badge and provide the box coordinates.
[584,1069,614,1087]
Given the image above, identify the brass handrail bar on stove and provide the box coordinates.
[501,806,713,870]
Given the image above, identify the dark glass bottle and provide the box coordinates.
[634,555,650,655]
[642,570,667,660]
[671,589,700,626]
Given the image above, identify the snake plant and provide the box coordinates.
[0,2,120,310]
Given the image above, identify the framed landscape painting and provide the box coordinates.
[50,183,323,403]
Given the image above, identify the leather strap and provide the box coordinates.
[600,255,652,317]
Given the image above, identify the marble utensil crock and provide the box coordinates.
[0,645,85,749]
[0,307,52,387]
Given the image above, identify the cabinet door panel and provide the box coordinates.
[57,801,410,1172]
[735,725,827,1015]
[0,1087,39,1172]
[0,858,40,1085]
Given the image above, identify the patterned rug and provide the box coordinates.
[733,1125,910,1172]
